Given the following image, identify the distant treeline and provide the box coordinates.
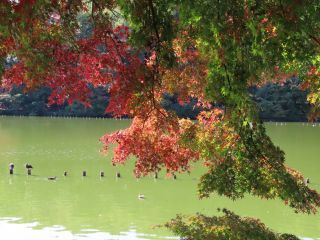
[0,85,111,118]
[250,78,309,122]
[0,78,310,121]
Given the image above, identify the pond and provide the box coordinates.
[0,117,319,239]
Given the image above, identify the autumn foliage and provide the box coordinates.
[1,0,320,238]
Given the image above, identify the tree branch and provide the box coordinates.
[148,0,161,45]
[308,34,320,46]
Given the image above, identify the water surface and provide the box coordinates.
[0,117,319,239]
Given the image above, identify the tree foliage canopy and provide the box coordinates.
[1,0,320,237]
[164,208,300,240]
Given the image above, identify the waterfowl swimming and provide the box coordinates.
[48,176,56,180]
[138,194,145,200]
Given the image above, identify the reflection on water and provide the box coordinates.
[0,218,177,240]
[0,117,319,239]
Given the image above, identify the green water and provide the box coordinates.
[0,117,319,240]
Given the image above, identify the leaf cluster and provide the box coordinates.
[164,208,300,240]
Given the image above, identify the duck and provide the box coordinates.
[138,194,145,200]
[48,176,57,180]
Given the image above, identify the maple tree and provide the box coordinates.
[1,0,320,238]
